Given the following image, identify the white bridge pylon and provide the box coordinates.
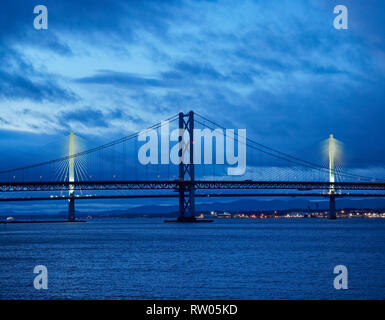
[68,130,75,221]
[328,133,336,219]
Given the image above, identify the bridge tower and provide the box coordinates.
[328,134,336,220]
[177,111,196,222]
[68,130,75,221]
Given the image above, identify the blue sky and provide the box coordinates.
[1,0,385,175]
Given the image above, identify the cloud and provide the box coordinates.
[0,0,385,174]
[75,61,252,89]
[0,117,10,125]
[0,46,76,102]
[59,108,109,128]
[57,106,146,134]
[76,71,165,88]
[0,69,76,102]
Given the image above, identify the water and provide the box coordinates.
[1,218,384,300]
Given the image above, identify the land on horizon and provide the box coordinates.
[2,198,385,219]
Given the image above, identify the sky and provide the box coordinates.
[1,0,385,177]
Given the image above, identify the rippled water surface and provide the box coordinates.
[1,218,384,299]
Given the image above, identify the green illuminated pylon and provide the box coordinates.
[328,134,336,219]
[69,130,75,193]
[328,134,335,193]
[68,130,75,221]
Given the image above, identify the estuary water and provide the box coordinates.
[0,218,384,300]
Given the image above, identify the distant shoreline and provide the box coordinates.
[0,220,86,224]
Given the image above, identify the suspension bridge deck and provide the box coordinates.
[1,180,385,192]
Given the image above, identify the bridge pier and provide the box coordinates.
[328,194,336,220]
[68,197,75,221]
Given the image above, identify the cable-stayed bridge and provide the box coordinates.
[1,111,384,222]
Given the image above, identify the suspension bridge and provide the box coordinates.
[1,111,384,222]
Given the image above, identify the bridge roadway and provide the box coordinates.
[0,180,385,202]
[1,180,385,192]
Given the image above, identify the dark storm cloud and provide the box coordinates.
[1,0,181,101]
[0,1,73,55]
[59,108,110,128]
[0,117,10,125]
[76,71,165,88]
[57,106,144,131]
[0,0,180,48]
[0,69,75,102]
[173,62,225,80]
[1,0,385,174]
[171,62,255,85]
[0,3,76,102]
[76,61,254,88]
